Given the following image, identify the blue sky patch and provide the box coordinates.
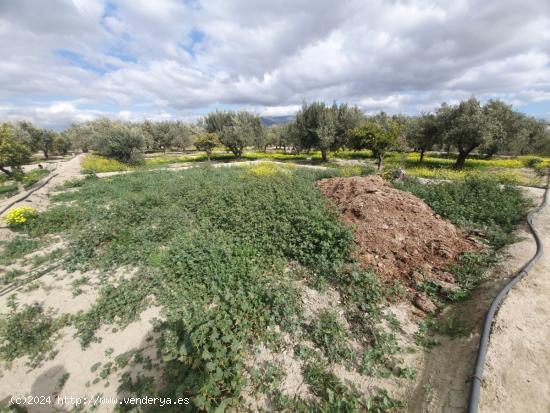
[56,49,111,76]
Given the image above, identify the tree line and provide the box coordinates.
[1,97,549,177]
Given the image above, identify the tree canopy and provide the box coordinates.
[0,123,32,176]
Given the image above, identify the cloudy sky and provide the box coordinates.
[1,0,549,129]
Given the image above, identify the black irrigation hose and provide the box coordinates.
[0,171,59,216]
[0,170,61,296]
[467,169,550,413]
[0,263,61,297]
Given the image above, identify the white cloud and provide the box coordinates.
[0,0,549,127]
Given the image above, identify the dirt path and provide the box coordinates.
[0,155,84,240]
[406,187,546,412]
[479,190,550,412]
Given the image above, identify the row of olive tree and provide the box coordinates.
[406,98,550,167]
[2,98,549,171]
[64,119,201,155]
[268,98,550,169]
[272,102,402,168]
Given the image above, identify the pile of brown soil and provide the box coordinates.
[316,176,476,287]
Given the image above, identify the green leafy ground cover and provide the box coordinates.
[0,165,531,412]
[395,176,529,305]
[8,165,405,411]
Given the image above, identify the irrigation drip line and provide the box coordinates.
[0,170,59,216]
[467,169,550,413]
[0,263,61,297]
[0,166,62,296]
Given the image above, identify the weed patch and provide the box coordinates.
[395,176,529,248]
[0,183,18,198]
[25,167,400,409]
[0,299,69,367]
[309,310,352,362]
[22,169,50,188]
[0,236,42,265]
[0,269,24,285]
[81,155,132,173]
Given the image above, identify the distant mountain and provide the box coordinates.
[260,115,295,126]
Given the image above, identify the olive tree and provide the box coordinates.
[253,125,268,151]
[219,111,262,158]
[0,123,31,177]
[437,98,501,168]
[194,133,220,160]
[315,108,337,162]
[295,101,363,161]
[15,121,55,158]
[64,122,95,153]
[348,115,402,170]
[170,122,199,151]
[54,134,72,155]
[93,121,144,164]
[38,130,55,159]
[139,121,174,152]
[480,99,517,158]
[203,111,233,134]
[406,113,441,162]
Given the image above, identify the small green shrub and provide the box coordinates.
[0,269,24,285]
[519,155,544,168]
[447,253,497,298]
[0,183,18,198]
[533,161,548,176]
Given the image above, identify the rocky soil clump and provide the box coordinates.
[316,176,476,289]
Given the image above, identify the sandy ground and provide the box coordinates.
[1,157,335,413]
[0,154,84,214]
[0,155,166,412]
[479,189,550,412]
[405,187,546,413]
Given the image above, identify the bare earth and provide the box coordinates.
[0,155,163,413]
[0,154,85,240]
[479,188,550,413]
[405,187,549,413]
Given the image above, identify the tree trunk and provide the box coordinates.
[419,149,425,163]
[377,155,383,170]
[321,149,328,162]
[454,149,468,169]
[0,166,12,176]
[484,147,497,159]
[43,149,49,159]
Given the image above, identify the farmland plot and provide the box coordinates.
[0,163,530,412]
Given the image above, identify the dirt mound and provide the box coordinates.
[316,176,476,286]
